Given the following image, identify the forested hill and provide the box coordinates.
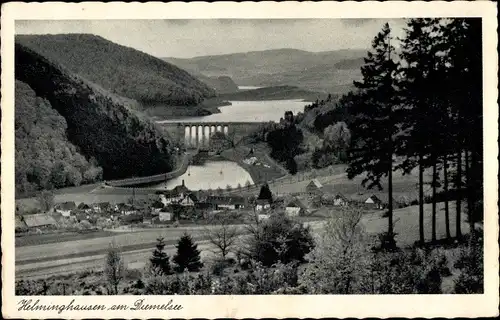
[16,34,216,106]
[15,80,103,195]
[15,43,176,190]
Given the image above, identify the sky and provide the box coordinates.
[16,19,406,59]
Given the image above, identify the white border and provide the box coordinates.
[2,2,498,318]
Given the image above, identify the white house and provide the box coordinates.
[333,194,349,207]
[257,214,270,221]
[285,198,308,217]
[364,195,383,210]
[206,196,246,211]
[255,199,272,212]
[179,193,198,207]
[54,201,76,217]
[159,181,190,206]
[159,211,173,222]
[117,204,137,216]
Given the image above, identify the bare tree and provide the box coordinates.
[206,213,240,259]
[104,241,125,295]
[36,190,55,212]
[301,207,370,294]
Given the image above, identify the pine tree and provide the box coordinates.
[150,237,171,275]
[441,18,483,237]
[347,23,399,245]
[258,183,273,201]
[398,18,444,244]
[173,233,203,272]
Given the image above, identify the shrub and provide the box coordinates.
[245,212,314,267]
[370,247,451,294]
[210,259,233,277]
[453,237,483,293]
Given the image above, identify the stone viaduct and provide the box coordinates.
[159,121,265,149]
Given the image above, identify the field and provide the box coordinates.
[221,144,287,184]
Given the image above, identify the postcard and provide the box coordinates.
[1,1,498,318]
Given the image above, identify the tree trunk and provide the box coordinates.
[456,149,462,239]
[465,150,476,236]
[443,154,451,239]
[431,153,437,242]
[419,153,424,245]
[388,154,393,236]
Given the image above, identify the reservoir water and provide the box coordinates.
[155,99,308,190]
[238,85,262,90]
[157,99,307,123]
[152,160,254,191]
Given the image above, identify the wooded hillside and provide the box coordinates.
[16,34,216,106]
[15,80,103,195]
[15,43,176,185]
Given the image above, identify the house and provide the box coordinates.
[54,201,76,217]
[150,199,164,215]
[77,203,92,214]
[322,193,349,207]
[306,179,323,195]
[255,198,272,212]
[158,180,191,206]
[206,195,246,210]
[92,202,111,214]
[116,203,137,215]
[179,193,198,207]
[23,213,57,229]
[364,195,384,210]
[285,198,308,217]
[159,211,173,222]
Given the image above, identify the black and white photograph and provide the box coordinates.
[1,1,498,318]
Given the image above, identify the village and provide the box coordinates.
[15,177,391,235]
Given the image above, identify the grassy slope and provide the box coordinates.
[16,34,216,107]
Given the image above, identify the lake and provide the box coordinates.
[150,160,254,191]
[238,85,262,90]
[157,99,307,123]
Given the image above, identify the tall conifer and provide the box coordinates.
[347,23,399,242]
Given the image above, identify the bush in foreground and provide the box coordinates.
[244,212,315,267]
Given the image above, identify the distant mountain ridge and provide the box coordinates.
[163,48,367,94]
[16,34,216,107]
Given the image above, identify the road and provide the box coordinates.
[15,221,326,280]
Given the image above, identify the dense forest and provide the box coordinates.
[16,34,216,106]
[15,43,177,189]
[15,81,103,195]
